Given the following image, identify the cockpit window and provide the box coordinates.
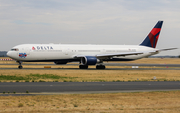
[11,48,19,51]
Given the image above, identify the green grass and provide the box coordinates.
[0,74,179,82]
[0,74,78,82]
[0,75,25,80]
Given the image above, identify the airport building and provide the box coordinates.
[0,51,7,57]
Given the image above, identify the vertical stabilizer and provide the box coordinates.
[140,21,163,48]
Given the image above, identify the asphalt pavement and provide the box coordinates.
[0,82,179,94]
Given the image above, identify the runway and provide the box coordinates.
[0,82,179,94]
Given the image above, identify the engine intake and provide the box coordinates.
[81,56,98,65]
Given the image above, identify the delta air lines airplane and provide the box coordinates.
[7,21,176,69]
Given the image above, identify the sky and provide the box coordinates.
[0,0,180,55]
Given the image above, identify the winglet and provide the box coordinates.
[140,21,163,48]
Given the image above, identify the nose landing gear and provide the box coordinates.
[17,61,23,69]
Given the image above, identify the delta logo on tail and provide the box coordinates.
[140,21,163,48]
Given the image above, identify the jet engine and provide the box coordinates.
[81,56,99,65]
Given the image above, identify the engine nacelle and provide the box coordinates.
[81,56,99,65]
[54,61,67,65]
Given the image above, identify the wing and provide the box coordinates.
[74,51,144,59]
[74,48,177,59]
[96,52,143,58]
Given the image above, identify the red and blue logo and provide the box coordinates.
[32,47,35,50]
[19,53,27,58]
[140,21,163,48]
[147,28,161,48]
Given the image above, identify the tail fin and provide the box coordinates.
[140,21,163,48]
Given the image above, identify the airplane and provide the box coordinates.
[7,21,177,69]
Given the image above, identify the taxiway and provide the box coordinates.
[0,82,179,94]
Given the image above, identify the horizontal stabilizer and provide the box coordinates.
[157,48,178,52]
[147,48,178,54]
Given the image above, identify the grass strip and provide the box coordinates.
[0,74,78,81]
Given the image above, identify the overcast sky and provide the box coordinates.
[0,0,180,55]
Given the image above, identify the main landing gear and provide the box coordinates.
[79,64,106,69]
[79,65,88,69]
[17,61,23,69]
[79,60,105,69]
[96,65,106,69]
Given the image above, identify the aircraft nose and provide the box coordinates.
[6,51,12,57]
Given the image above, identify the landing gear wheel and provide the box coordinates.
[96,65,105,69]
[79,65,88,69]
[18,65,23,69]
[17,61,23,69]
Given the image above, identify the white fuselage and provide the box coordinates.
[7,44,157,62]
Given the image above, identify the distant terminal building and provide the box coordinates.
[0,51,8,57]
